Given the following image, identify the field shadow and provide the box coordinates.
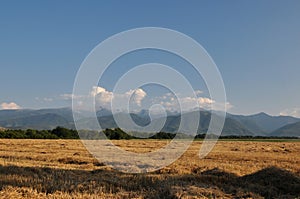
[0,165,299,198]
[198,166,300,198]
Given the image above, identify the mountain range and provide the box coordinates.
[0,107,299,137]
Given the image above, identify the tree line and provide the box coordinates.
[0,127,177,140]
[0,127,298,140]
[0,127,78,139]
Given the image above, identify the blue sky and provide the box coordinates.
[0,1,300,116]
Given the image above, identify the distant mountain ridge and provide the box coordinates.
[0,107,299,137]
[271,121,300,137]
[0,108,74,130]
[227,112,300,136]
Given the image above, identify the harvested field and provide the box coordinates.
[0,139,299,198]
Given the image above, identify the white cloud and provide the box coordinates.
[89,86,147,109]
[43,97,53,102]
[132,88,147,106]
[60,94,73,100]
[280,108,300,118]
[151,92,232,112]
[155,93,216,111]
[211,101,233,111]
[60,94,86,100]
[225,102,233,110]
[195,90,203,96]
[1,102,21,110]
[90,86,108,97]
[91,86,114,104]
[198,97,215,104]
[181,96,215,110]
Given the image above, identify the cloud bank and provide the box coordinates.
[66,86,231,112]
[280,108,300,118]
[0,102,21,110]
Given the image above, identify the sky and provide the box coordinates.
[0,1,300,116]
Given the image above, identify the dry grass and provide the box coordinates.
[0,139,299,198]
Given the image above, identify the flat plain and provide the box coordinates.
[0,139,299,198]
